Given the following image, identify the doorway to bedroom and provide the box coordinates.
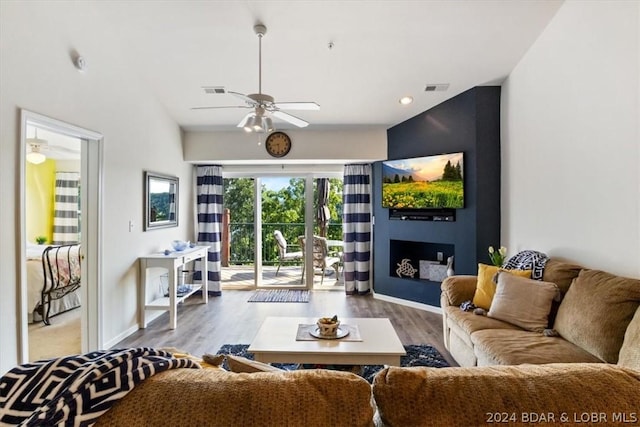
[25,124,82,360]
[20,110,103,363]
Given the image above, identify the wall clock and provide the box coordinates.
[265,131,292,158]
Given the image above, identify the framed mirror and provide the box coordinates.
[144,171,178,230]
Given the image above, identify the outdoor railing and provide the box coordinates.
[225,222,342,266]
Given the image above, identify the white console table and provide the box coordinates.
[139,245,209,329]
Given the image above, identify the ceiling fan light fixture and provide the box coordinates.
[245,115,263,132]
[26,145,46,164]
[27,152,46,164]
[252,121,264,133]
[26,129,48,164]
[240,115,252,132]
[264,116,274,132]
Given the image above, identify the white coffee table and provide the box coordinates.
[248,317,406,366]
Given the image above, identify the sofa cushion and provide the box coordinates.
[446,306,520,348]
[472,263,532,310]
[96,368,374,427]
[440,275,478,307]
[225,354,285,373]
[488,272,559,332]
[541,260,583,327]
[471,329,602,365]
[618,307,640,371]
[554,269,640,363]
[541,259,582,294]
[372,364,640,427]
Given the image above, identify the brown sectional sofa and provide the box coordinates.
[441,259,640,367]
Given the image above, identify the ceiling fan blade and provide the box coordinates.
[191,105,251,110]
[228,91,258,106]
[272,110,309,128]
[273,102,320,111]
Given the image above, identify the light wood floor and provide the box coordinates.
[113,289,457,366]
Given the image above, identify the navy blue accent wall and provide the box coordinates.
[373,86,501,307]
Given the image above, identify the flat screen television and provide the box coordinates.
[382,152,464,209]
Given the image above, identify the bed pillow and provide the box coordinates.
[472,263,532,310]
[488,272,560,332]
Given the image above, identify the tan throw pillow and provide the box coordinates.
[554,269,640,364]
[202,353,226,369]
[472,263,533,310]
[487,272,559,332]
[225,354,285,373]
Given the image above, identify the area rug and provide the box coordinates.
[247,289,309,303]
[216,343,449,383]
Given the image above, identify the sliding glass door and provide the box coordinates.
[261,177,306,287]
[220,172,343,290]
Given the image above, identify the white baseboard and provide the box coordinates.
[372,291,442,315]
[104,324,139,349]
[103,309,163,349]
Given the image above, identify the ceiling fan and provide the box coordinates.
[191,24,320,132]
[26,128,80,164]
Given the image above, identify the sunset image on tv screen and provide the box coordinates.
[382,152,464,209]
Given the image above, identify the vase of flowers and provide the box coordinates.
[488,246,507,267]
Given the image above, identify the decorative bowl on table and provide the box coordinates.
[316,316,340,337]
[171,240,189,251]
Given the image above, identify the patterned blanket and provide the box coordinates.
[503,250,550,280]
[0,347,200,426]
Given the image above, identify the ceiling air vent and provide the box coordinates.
[424,83,449,92]
[202,86,226,94]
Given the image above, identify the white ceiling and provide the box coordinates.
[95,1,563,132]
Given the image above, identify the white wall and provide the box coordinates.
[0,2,193,373]
[502,1,639,278]
[183,128,387,164]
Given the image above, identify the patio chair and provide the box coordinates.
[273,230,303,276]
[299,235,341,284]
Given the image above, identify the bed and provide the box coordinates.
[26,243,82,324]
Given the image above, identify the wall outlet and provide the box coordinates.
[437,252,444,261]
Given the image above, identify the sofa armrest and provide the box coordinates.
[440,275,477,307]
[373,364,640,427]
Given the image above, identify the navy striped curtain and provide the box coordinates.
[194,165,223,296]
[52,172,80,244]
[168,182,176,222]
[342,164,372,294]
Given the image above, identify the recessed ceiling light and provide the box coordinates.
[399,96,413,105]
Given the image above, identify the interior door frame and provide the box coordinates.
[18,109,104,362]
